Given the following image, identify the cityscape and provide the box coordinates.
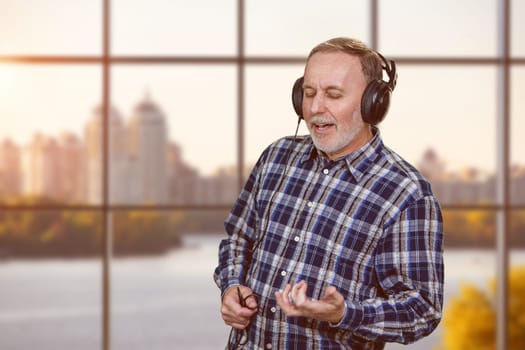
[0,94,524,206]
[0,93,238,205]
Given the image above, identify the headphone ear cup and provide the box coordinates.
[292,77,304,118]
[361,80,392,125]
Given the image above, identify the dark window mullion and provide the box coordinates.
[102,1,111,350]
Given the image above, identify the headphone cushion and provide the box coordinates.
[361,80,392,125]
[292,77,304,118]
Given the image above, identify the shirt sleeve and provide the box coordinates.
[332,195,444,344]
[213,150,266,295]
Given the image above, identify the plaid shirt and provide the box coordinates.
[214,129,444,349]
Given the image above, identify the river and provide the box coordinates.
[1,234,523,350]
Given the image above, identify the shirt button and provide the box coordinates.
[307,201,313,208]
[294,236,300,242]
[266,344,273,349]
[270,306,277,313]
[280,270,287,277]
[323,168,329,174]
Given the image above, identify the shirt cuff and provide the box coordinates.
[221,282,241,298]
[329,300,366,329]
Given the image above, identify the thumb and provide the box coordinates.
[324,286,337,298]
[244,294,258,310]
[322,286,343,304]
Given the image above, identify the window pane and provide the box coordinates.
[112,0,236,55]
[381,65,497,205]
[511,67,525,204]
[245,0,369,56]
[245,65,309,171]
[511,210,525,250]
[509,239,525,350]
[512,0,525,56]
[440,209,496,350]
[510,209,525,335]
[0,210,102,350]
[0,0,101,55]
[111,210,229,349]
[111,65,237,205]
[0,64,101,205]
[379,0,498,57]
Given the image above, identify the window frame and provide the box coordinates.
[0,1,523,349]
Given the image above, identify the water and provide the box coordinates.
[0,235,523,350]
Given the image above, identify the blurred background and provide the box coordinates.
[0,0,524,349]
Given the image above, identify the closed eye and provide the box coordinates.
[326,87,343,99]
[303,88,315,98]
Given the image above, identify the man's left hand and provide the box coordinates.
[275,280,345,324]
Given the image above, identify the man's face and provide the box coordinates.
[302,51,370,160]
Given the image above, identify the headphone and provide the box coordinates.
[291,52,397,126]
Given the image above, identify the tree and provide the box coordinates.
[440,266,525,350]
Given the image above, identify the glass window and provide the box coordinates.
[0,210,102,350]
[512,0,525,57]
[110,65,237,205]
[511,67,525,204]
[381,65,497,204]
[511,210,525,251]
[509,210,525,350]
[245,0,369,56]
[245,65,309,170]
[379,0,498,57]
[0,0,101,55]
[1,1,521,349]
[111,0,237,56]
[111,209,229,349]
[0,64,101,205]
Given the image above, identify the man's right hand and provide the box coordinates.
[221,285,258,329]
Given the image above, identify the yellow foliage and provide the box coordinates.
[441,265,525,350]
[442,283,495,350]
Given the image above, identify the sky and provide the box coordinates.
[0,0,523,176]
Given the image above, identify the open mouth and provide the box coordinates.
[312,122,335,132]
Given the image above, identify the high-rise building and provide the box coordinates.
[58,132,86,203]
[128,93,168,204]
[167,141,198,204]
[417,148,446,182]
[511,166,525,204]
[0,138,21,197]
[84,105,129,203]
[21,133,61,199]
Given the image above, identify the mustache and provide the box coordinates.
[309,115,336,125]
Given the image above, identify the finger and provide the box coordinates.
[244,294,258,310]
[291,280,308,306]
[227,319,251,330]
[320,285,342,305]
[276,284,310,318]
[281,283,292,304]
[222,307,254,327]
[275,284,293,310]
[236,286,259,310]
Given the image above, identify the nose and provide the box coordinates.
[309,93,326,116]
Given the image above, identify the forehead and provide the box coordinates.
[303,51,364,86]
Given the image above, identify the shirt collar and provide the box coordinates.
[300,127,383,182]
